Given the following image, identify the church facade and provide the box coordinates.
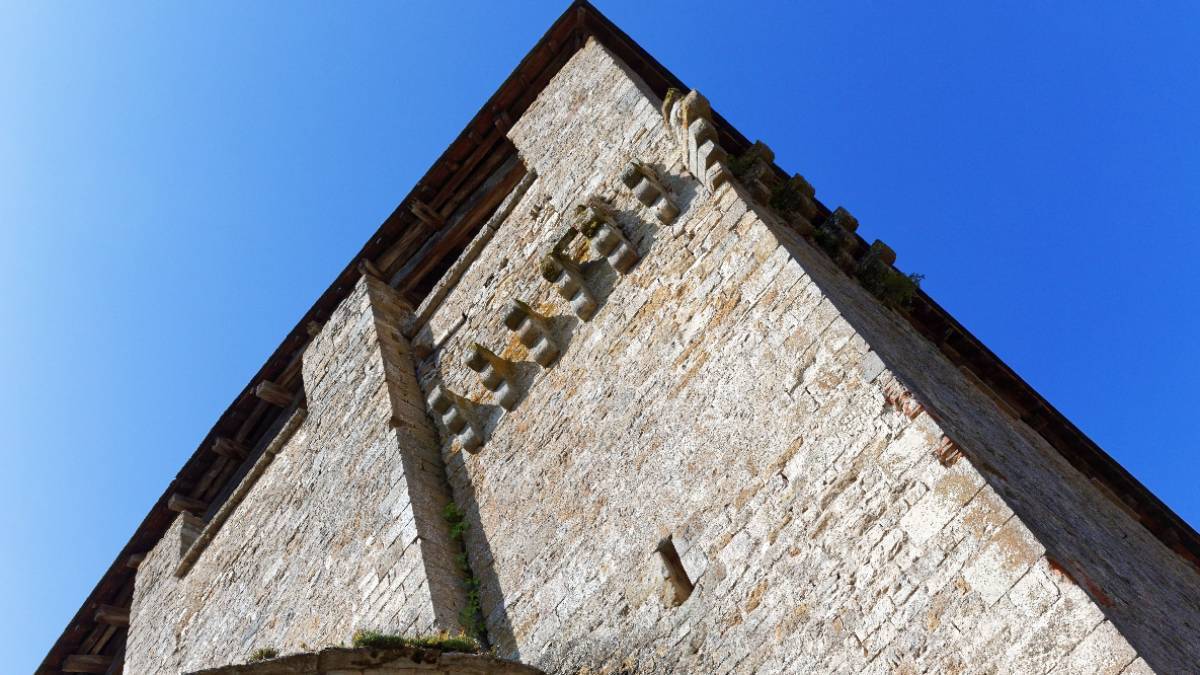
[40,4,1200,674]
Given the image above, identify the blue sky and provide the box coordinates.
[2,2,1197,671]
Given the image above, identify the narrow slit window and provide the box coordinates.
[656,536,695,606]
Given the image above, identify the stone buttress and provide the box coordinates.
[127,277,465,673]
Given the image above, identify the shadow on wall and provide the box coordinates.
[443,448,521,660]
[415,345,517,656]
[611,158,699,266]
[761,207,1200,672]
[405,152,706,662]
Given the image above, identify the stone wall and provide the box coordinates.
[768,198,1200,674]
[410,38,1200,674]
[125,35,1200,675]
[128,277,464,674]
[187,645,542,675]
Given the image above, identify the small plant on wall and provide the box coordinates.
[857,241,925,310]
[248,647,278,662]
[443,502,486,641]
[351,629,479,653]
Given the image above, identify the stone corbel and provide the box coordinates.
[727,140,817,234]
[576,197,639,273]
[503,300,560,367]
[857,239,897,273]
[730,140,777,203]
[854,237,923,309]
[815,206,861,272]
[540,249,598,320]
[619,160,679,224]
[426,385,483,450]
[776,173,820,226]
[663,89,731,193]
[465,343,520,410]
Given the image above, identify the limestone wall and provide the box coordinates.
[411,38,1200,674]
[128,278,464,674]
[186,645,542,675]
[125,35,1200,675]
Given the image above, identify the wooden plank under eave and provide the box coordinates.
[190,456,231,506]
[233,399,271,444]
[430,125,506,210]
[62,654,112,673]
[410,200,445,229]
[446,136,517,209]
[253,380,293,407]
[375,220,437,282]
[89,624,118,661]
[167,493,208,514]
[77,620,115,663]
[210,437,247,460]
[394,158,526,293]
[94,605,130,627]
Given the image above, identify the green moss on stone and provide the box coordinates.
[351,630,480,654]
[858,262,924,310]
[442,501,486,641]
[248,647,278,662]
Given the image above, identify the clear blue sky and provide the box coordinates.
[2,2,1197,671]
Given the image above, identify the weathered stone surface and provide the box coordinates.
[410,39,1200,674]
[187,646,541,675]
[129,278,464,673]
[125,35,1200,675]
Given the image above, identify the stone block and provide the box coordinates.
[899,467,981,546]
[465,343,520,410]
[963,519,1045,605]
[426,385,483,450]
[502,300,560,367]
[540,249,597,320]
[619,160,679,224]
[1058,620,1138,675]
[575,198,639,273]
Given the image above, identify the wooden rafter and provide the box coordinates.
[167,493,207,515]
[253,380,293,407]
[62,654,112,673]
[94,605,130,628]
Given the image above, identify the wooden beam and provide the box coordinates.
[125,553,145,569]
[190,456,231,507]
[395,157,526,292]
[435,135,513,214]
[167,493,208,514]
[254,380,293,407]
[410,200,444,229]
[94,604,129,627]
[356,258,383,280]
[210,437,247,460]
[436,125,501,206]
[492,108,513,132]
[63,654,112,673]
[76,622,115,663]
